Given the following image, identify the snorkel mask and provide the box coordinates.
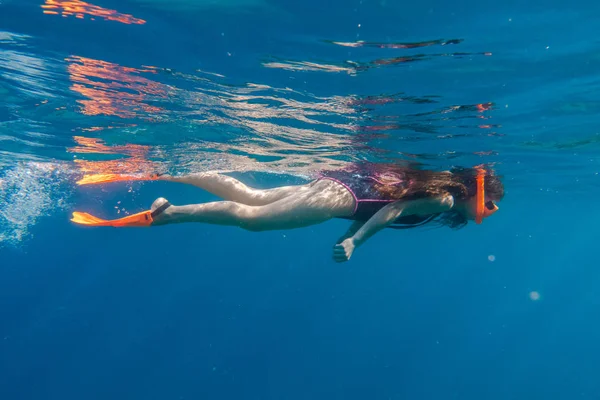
[475,167,499,224]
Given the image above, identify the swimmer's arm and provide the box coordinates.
[353,195,454,247]
[335,220,365,244]
[333,195,454,262]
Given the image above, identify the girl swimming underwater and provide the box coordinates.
[71,163,503,262]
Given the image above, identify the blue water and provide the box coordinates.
[2,0,600,399]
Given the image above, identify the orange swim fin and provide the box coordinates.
[76,173,160,186]
[70,199,171,228]
[71,210,153,227]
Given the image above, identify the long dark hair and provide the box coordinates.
[363,162,505,229]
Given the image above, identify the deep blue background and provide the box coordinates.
[3,188,600,399]
[3,0,600,399]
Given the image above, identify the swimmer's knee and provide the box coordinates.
[240,222,264,232]
[236,204,282,232]
[239,217,266,232]
[229,204,263,231]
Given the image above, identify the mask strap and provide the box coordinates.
[475,167,485,224]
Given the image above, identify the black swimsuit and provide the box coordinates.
[318,165,438,228]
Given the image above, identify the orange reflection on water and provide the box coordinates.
[66,56,165,119]
[79,124,137,132]
[69,136,157,184]
[69,136,151,158]
[41,0,146,24]
[73,157,156,179]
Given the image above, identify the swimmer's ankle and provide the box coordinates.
[150,197,172,224]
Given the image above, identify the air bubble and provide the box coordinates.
[529,291,540,301]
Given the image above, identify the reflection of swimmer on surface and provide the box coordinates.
[71,162,503,262]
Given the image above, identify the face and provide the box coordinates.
[455,194,500,222]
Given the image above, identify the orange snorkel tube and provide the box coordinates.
[474,167,499,224]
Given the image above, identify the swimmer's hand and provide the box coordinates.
[333,238,355,263]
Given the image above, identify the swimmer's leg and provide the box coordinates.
[151,179,355,231]
[158,172,309,206]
